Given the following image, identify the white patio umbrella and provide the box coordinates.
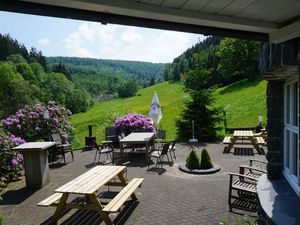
[148,91,162,125]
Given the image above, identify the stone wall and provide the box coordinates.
[266,80,284,179]
[259,40,299,178]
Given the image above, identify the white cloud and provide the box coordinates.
[38,38,50,45]
[121,27,143,44]
[63,22,202,62]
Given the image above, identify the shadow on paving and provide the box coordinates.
[0,187,36,205]
[85,151,173,175]
[40,200,139,225]
[223,147,265,156]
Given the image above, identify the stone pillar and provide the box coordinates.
[266,80,284,179]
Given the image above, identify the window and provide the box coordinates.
[283,79,299,196]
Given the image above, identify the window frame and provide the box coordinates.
[283,78,300,196]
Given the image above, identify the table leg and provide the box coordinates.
[118,143,124,163]
[52,193,69,223]
[88,194,113,225]
[146,142,150,164]
[251,138,262,154]
[117,172,137,201]
[227,138,236,153]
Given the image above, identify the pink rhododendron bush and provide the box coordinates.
[0,101,74,190]
[0,128,25,190]
[2,101,73,143]
[114,114,155,135]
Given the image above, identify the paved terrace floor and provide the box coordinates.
[0,142,267,225]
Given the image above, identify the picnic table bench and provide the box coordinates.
[38,166,143,225]
[223,130,265,154]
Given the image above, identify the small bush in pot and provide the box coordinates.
[200,148,213,169]
[186,147,200,169]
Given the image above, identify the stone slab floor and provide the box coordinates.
[0,142,267,225]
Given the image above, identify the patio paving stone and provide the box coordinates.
[0,142,267,225]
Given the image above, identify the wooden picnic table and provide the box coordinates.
[224,130,265,154]
[38,166,143,225]
[119,132,155,161]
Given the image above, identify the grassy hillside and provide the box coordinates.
[71,79,267,147]
[215,79,267,129]
[71,82,189,147]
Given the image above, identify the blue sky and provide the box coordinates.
[0,11,205,63]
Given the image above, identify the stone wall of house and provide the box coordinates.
[258,39,300,225]
[266,80,284,179]
[259,40,299,179]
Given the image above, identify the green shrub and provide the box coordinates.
[0,213,3,225]
[200,148,213,169]
[186,147,200,169]
[0,197,3,225]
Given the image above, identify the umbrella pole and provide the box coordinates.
[189,120,198,143]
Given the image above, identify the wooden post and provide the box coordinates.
[223,110,228,133]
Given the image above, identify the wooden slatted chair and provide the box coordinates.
[239,159,267,180]
[228,173,258,212]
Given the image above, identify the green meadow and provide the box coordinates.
[71,82,189,147]
[71,79,267,147]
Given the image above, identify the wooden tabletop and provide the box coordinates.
[55,166,126,195]
[233,130,254,137]
[120,132,155,143]
[13,142,56,151]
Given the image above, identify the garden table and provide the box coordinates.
[119,132,155,161]
[38,165,143,225]
[226,130,264,154]
[13,142,56,189]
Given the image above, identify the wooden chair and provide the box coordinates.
[51,134,74,163]
[228,172,258,212]
[228,159,267,212]
[148,142,170,169]
[239,159,267,180]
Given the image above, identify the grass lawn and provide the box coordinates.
[71,82,189,147]
[71,79,267,148]
[215,78,267,129]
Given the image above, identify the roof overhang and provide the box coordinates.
[1,0,300,43]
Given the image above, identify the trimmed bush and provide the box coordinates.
[200,148,213,169]
[186,147,200,169]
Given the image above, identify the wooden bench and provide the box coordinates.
[38,193,63,207]
[223,137,232,144]
[256,137,266,145]
[103,178,144,213]
[228,173,258,212]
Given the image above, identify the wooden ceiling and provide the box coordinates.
[1,0,300,43]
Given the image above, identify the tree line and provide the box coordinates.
[47,56,165,99]
[0,33,166,118]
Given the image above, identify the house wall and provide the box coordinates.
[258,39,300,225]
[266,80,284,179]
[260,40,299,179]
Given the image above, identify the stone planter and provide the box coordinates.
[178,164,221,175]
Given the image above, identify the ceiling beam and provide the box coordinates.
[0,0,269,41]
[269,20,300,43]
[20,0,279,33]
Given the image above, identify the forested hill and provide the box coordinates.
[164,36,261,87]
[47,57,165,90]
